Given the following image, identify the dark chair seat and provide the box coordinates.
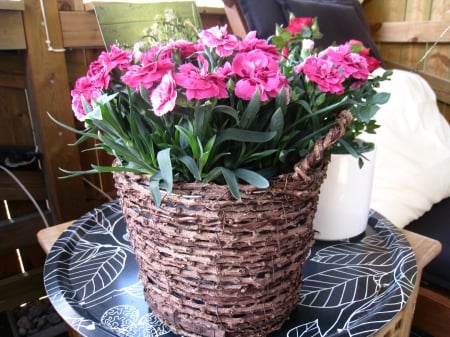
[405,197,450,291]
[236,0,383,62]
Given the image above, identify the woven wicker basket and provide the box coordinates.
[113,111,352,337]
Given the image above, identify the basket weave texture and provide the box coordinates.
[113,110,352,337]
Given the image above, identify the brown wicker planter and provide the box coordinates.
[113,111,352,337]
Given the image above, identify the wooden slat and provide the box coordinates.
[23,0,91,222]
[1,216,49,254]
[0,10,26,50]
[0,51,25,88]
[60,11,104,48]
[413,285,450,337]
[372,21,450,43]
[430,0,450,21]
[404,0,432,21]
[0,88,35,145]
[57,0,85,11]
[0,0,24,11]
[223,0,247,38]
[0,171,47,200]
[383,0,407,21]
[422,44,450,77]
[0,267,45,312]
[420,70,450,106]
[0,250,21,279]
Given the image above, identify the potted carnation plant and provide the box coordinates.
[52,16,391,337]
[272,18,391,241]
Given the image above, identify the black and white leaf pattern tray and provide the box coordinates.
[44,200,417,337]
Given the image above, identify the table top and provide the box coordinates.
[42,200,421,337]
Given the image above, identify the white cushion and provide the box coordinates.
[364,69,450,228]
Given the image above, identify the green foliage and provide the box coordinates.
[57,16,392,207]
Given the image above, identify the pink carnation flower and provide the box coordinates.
[121,58,174,90]
[173,55,228,100]
[87,45,132,89]
[100,45,133,71]
[166,40,203,58]
[232,50,288,101]
[239,31,280,61]
[345,40,381,73]
[151,72,177,116]
[198,25,239,57]
[321,45,369,81]
[295,57,345,94]
[70,76,102,121]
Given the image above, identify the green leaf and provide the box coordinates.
[276,87,288,112]
[128,110,148,160]
[368,92,391,105]
[269,107,284,144]
[215,128,276,146]
[139,84,152,105]
[336,138,359,158]
[234,169,269,188]
[203,166,223,182]
[175,124,200,159]
[355,105,379,123]
[358,157,364,169]
[58,163,147,178]
[204,134,216,153]
[47,112,98,139]
[157,148,173,192]
[221,167,241,200]
[178,155,201,180]
[213,105,240,124]
[149,174,162,208]
[240,90,261,128]
[194,101,213,138]
[245,149,278,161]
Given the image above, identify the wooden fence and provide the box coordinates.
[363,0,450,120]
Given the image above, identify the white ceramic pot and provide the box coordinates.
[313,148,376,241]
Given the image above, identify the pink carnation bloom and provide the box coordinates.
[137,46,163,64]
[232,50,288,102]
[70,76,102,121]
[198,25,239,57]
[321,45,369,81]
[173,55,228,100]
[86,59,110,89]
[121,58,174,90]
[166,40,203,58]
[150,72,177,116]
[100,45,133,71]
[238,31,280,61]
[217,61,233,77]
[344,40,382,73]
[87,45,132,89]
[295,57,345,94]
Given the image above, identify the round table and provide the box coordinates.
[43,200,417,337]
